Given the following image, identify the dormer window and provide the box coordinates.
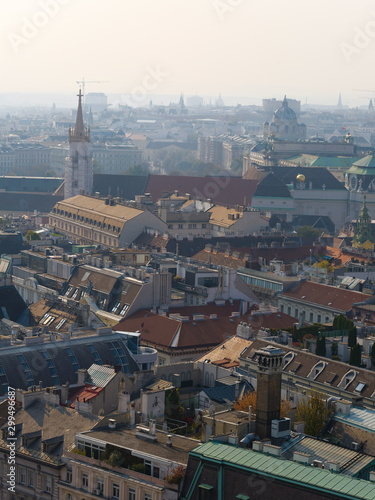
[307,360,327,380]
[283,352,295,369]
[338,369,358,389]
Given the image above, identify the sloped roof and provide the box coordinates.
[253,172,292,198]
[192,249,249,269]
[282,436,375,476]
[198,336,254,367]
[145,175,258,206]
[208,206,243,228]
[0,286,29,323]
[93,174,149,200]
[8,398,99,453]
[54,195,144,225]
[279,280,371,312]
[86,364,116,387]
[0,176,63,193]
[66,265,123,296]
[0,332,139,396]
[271,166,346,191]
[186,441,375,500]
[352,155,375,168]
[292,214,335,234]
[113,309,242,350]
[202,380,252,405]
[241,338,375,401]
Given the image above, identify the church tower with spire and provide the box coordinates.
[352,195,374,250]
[64,90,93,199]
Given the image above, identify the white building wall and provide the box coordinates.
[118,212,167,247]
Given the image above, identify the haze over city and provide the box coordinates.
[2,2,375,499]
[1,0,375,107]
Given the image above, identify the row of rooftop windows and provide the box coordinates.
[52,209,121,233]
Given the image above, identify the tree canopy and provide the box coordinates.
[349,343,362,367]
[295,391,328,437]
[296,225,320,239]
[233,390,292,418]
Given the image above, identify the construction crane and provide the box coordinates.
[76,78,109,100]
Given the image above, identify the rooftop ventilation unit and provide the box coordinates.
[271,418,291,439]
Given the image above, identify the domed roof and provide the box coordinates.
[274,95,297,121]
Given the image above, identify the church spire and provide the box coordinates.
[353,195,374,247]
[69,89,90,143]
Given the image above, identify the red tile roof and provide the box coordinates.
[69,385,104,408]
[145,175,258,207]
[247,311,296,331]
[114,305,296,352]
[114,309,238,350]
[280,281,371,312]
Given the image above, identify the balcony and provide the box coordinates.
[65,449,180,492]
[133,346,158,365]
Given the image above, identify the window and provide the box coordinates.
[19,468,26,484]
[310,313,313,322]
[128,488,136,500]
[145,460,152,476]
[202,223,206,228]
[294,308,298,318]
[82,473,88,489]
[317,314,321,323]
[97,478,104,494]
[113,483,120,499]
[144,494,152,500]
[66,469,72,483]
[45,476,52,493]
[28,470,34,487]
[198,484,213,500]
[178,223,183,229]
[287,307,291,316]
[325,316,330,323]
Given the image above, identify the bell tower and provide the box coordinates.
[64,90,93,199]
[255,345,284,438]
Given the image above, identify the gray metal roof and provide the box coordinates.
[86,364,116,387]
[282,436,375,476]
[0,331,140,396]
[334,407,375,435]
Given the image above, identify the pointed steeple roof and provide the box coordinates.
[353,195,373,245]
[69,89,90,143]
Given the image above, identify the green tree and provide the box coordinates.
[295,391,328,437]
[348,324,357,348]
[331,342,338,357]
[25,230,41,243]
[332,314,347,330]
[165,388,184,420]
[349,343,362,367]
[332,315,357,347]
[296,225,320,239]
[315,336,326,357]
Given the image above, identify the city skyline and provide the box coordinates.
[1,0,375,107]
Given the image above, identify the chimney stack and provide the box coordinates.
[255,345,284,439]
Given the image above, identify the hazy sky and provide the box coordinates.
[1,0,375,106]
